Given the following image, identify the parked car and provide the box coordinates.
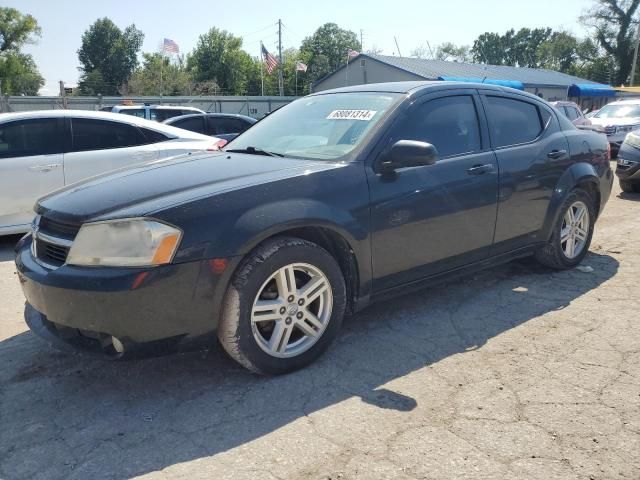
[100,104,204,122]
[15,82,613,374]
[163,113,257,142]
[615,130,640,193]
[550,101,591,127]
[0,110,220,235]
[589,99,640,154]
[585,110,600,119]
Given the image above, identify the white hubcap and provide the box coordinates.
[561,201,589,259]
[251,263,333,358]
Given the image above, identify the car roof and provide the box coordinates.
[312,80,544,101]
[604,98,640,105]
[0,109,213,140]
[550,100,579,107]
[112,105,203,110]
[164,113,257,124]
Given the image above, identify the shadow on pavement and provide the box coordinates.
[0,252,619,479]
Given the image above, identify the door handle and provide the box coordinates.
[29,163,61,172]
[466,164,494,175]
[547,149,567,159]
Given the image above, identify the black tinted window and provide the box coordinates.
[0,119,62,158]
[151,109,186,122]
[400,95,481,158]
[140,128,170,143]
[173,116,205,134]
[485,96,543,147]
[71,119,146,152]
[120,108,145,118]
[210,117,248,135]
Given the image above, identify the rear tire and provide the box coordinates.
[218,236,346,375]
[535,188,595,270]
[619,179,640,193]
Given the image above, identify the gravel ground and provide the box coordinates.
[0,177,639,480]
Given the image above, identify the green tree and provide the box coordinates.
[300,23,361,84]
[0,7,41,52]
[581,0,640,85]
[471,28,551,67]
[0,52,43,94]
[537,31,581,73]
[410,42,470,61]
[128,53,194,95]
[77,18,144,95]
[187,27,254,95]
[0,7,43,95]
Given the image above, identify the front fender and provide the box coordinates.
[541,162,599,241]
[232,198,367,255]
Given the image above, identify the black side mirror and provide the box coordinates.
[377,140,438,174]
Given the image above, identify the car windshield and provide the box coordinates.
[226,92,401,160]
[594,104,640,119]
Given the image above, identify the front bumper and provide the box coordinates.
[615,146,640,180]
[15,235,238,356]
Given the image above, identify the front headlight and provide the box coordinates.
[66,218,182,267]
[624,131,640,149]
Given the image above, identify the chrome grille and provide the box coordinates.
[32,215,76,269]
[604,126,616,135]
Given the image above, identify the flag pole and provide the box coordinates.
[345,52,349,86]
[260,42,264,96]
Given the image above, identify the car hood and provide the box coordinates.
[590,116,640,127]
[36,152,344,225]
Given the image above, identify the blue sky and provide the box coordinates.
[6,0,592,95]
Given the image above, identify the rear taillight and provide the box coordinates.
[206,139,228,151]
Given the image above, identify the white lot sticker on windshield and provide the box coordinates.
[327,109,377,121]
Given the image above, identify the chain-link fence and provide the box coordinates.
[0,95,297,119]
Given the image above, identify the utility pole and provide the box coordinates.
[278,19,284,96]
[394,37,402,57]
[59,81,68,109]
[630,21,640,86]
[360,29,364,51]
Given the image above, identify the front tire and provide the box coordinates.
[218,237,346,375]
[535,188,595,270]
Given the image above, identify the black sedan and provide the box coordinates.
[15,81,613,374]
[615,130,640,193]
[163,113,256,143]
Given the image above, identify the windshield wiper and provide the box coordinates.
[225,146,284,157]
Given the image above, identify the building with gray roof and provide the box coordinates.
[313,54,615,108]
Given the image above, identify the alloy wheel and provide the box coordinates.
[561,200,590,259]
[251,263,333,358]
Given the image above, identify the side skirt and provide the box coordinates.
[357,244,544,310]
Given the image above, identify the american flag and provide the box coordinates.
[261,44,279,74]
[347,48,359,59]
[162,38,179,54]
[296,61,308,72]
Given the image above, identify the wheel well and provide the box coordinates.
[577,180,601,217]
[268,227,360,315]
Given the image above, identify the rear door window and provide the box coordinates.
[70,119,147,152]
[139,128,170,143]
[172,116,206,134]
[399,95,482,158]
[119,108,146,118]
[484,96,544,148]
[209,117,248,135]
[151,109,186,122]
[0,118,63,158]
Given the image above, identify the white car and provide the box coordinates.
[0,110,221,235]
[100,104,205,122]
[589,99,640,153]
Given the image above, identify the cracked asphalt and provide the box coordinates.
[1,177,639,480]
